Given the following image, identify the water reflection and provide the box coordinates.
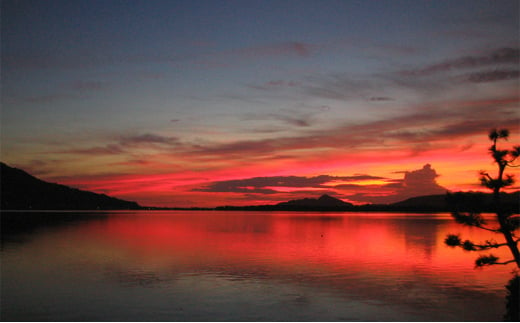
[1,211,515,321]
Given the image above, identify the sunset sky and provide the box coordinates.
[2,0,519,207]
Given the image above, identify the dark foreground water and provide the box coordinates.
[0,211,515,321]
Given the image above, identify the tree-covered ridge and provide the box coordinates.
[1,162,141,210]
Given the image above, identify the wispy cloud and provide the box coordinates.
[119,133,180,146]
[56,133,180,155]
[241,111,313,128]
[11,79,109,104]
[192,41,316,69]
[302,74,377,101]
[401,47,519,76]
[464,69,520,83]
[187,95,519,160]
[61,144,126,155]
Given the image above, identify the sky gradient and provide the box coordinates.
[2,0,519,207]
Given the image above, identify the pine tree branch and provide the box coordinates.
[495,259,516,265]
[474,224,501,233]
[472,241,509,250]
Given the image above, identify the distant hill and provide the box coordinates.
[360,191,520,213]
[383,194,449,211]
[1,162,141,210]
[217,194,354,211]
[277,194,354,209]
[217,191,519,213]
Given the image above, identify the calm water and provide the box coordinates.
[0,211,515,321]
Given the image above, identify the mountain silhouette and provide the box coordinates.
[277,194,354,209]
[1,162,141,210]
[386,191,519,213]
[217,191,519,212]
[217,194,355,211]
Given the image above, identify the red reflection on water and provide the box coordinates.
[75,211,514,289]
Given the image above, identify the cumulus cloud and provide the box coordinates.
[344,164,447,204]
[400,164,445,195]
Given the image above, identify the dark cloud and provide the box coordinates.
[193,165,447,206]
[465,69,520,83]
[193,174,386,194]
[60,144,126,155]
[241,47,518,104]
[385,117,520,143]
[194,175,333,193]
[193,41,315,69]
[278,116,311,127]
[193,139,277,157]
[109,159,153,166]
[194,185,279,195]
[191,94,518,159]
[402,47,519,76]
[12,159,54,177]
[242,112,312,128]
[401,164,444,192]
[303,74,375,101]
[119,133,179,146]
[57,133,180,156]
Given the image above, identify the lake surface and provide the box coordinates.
[0,210,516,321]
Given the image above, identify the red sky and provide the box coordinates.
[2,1,519,207]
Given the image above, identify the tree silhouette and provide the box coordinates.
[444,128,520,268]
